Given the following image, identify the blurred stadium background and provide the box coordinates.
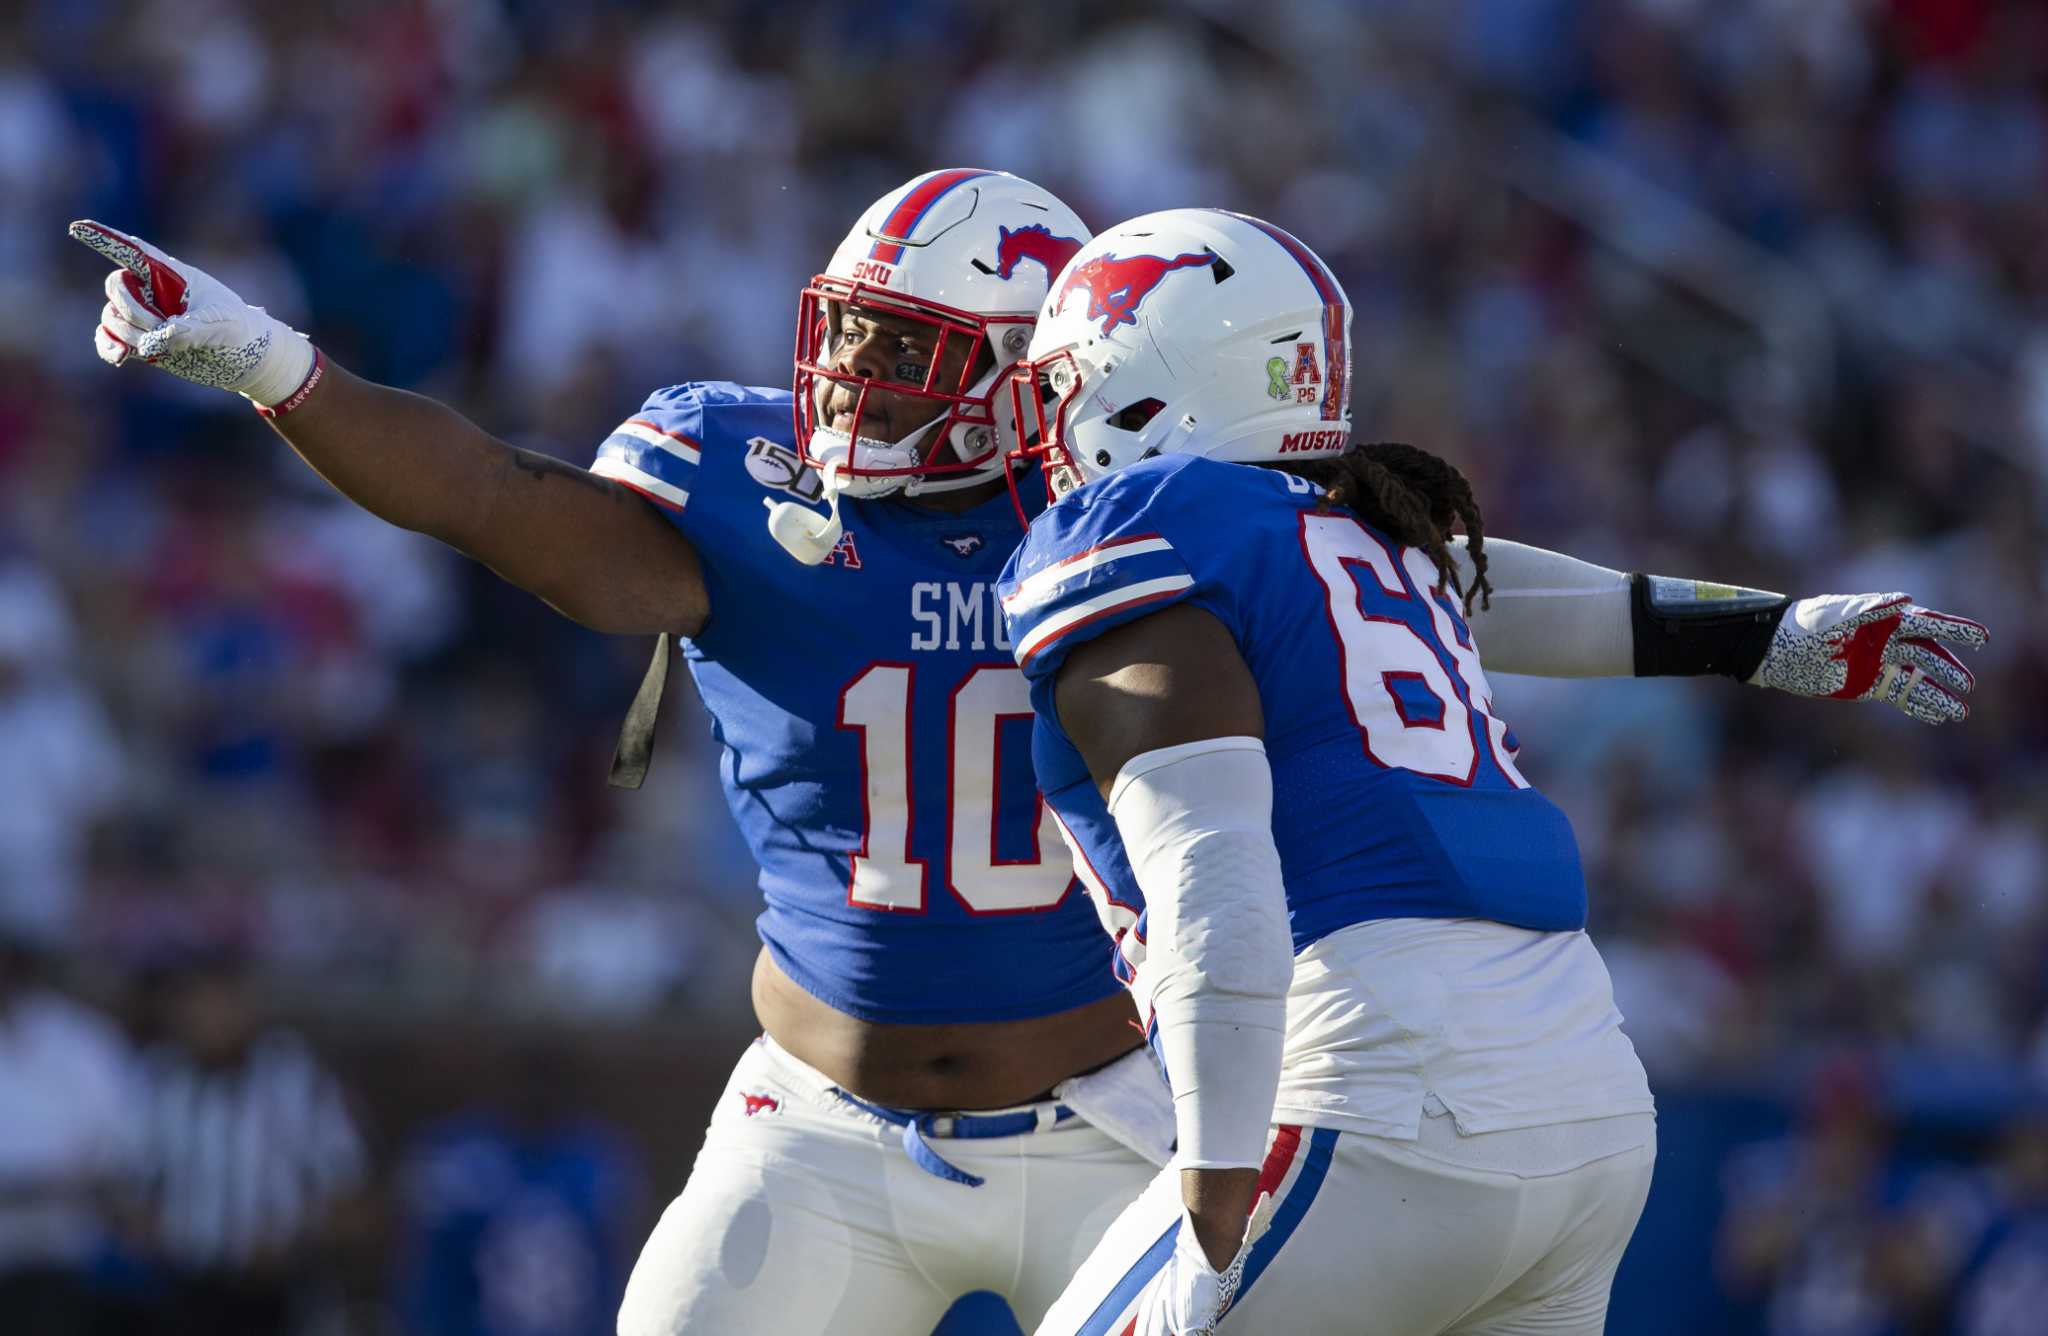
[2,0,2045,1332]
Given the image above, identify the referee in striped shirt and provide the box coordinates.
[136,950,366,1333]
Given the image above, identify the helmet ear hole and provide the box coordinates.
[1107,398,1166,432]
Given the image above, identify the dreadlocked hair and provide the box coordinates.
[1277,442,1492,618]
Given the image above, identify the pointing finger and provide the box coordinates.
[68,220,189,316]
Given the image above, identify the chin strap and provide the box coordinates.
[764,459,846,565]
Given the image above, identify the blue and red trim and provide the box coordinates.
[1081,1221,1178,1336]
[868,168,996,263]
[1066,1124,1337,1336]
[1214,211,1348,422]
[1234,1127,1339,1301]
[1016,580,1193,671]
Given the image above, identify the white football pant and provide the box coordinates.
[1035,1106,1656,1336]
[618,1036,1159,1334]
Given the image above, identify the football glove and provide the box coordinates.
[70,219,316,409]
[1750,593,1989,725]
[1132,1196,1277,1336]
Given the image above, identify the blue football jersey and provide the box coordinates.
[590,383,1118,1024]
[999,453,1588,963]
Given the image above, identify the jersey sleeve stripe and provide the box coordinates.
[1014,575,1196,668]
[1001,534,1177,617]
[591,456,689,511]
[614,419,704,465]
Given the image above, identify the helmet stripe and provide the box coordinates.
[869,168,997,263]
[1210,211,1349,424]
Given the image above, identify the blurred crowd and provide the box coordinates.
[2,0,2046,1330]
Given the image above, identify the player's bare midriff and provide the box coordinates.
[751,947,1143,1111]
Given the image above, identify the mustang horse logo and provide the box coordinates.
[1054,250,1216,338]
[994,224,1085,282]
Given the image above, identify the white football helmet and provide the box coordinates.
[793,169,1089,496]
[1006,209,1352,500]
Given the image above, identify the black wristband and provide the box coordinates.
[1629,574,1794,679]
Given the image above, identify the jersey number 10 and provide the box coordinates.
[837,664,1074,915]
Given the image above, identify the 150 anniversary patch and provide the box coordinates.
[746,437,825,502]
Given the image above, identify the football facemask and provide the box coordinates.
[772,170,1089,563]
[793,281,1010,499]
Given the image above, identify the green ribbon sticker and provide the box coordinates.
[1265,357,1290,401]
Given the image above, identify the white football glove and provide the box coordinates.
[1131,1196,1277,1336]
[70,219,316,408]
[1749,593,1989,725]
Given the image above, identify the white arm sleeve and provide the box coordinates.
[1450,536,1633,677]
[1108,737,1291,1171]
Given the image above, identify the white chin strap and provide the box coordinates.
[764,459,849,565]
[763,415,924,565]
[766,390,1016,564]
[804,424,928,500]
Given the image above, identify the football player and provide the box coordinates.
[997,210,1987,1336]
[73,172,1981,1335]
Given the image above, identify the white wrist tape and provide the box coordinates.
[1108,737,1290,1171]
[238,323,317,409]
[1450,536,1632,677]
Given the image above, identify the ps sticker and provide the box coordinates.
[1290,342,1322,404]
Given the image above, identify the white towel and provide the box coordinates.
[1054,1046,1178,1168]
